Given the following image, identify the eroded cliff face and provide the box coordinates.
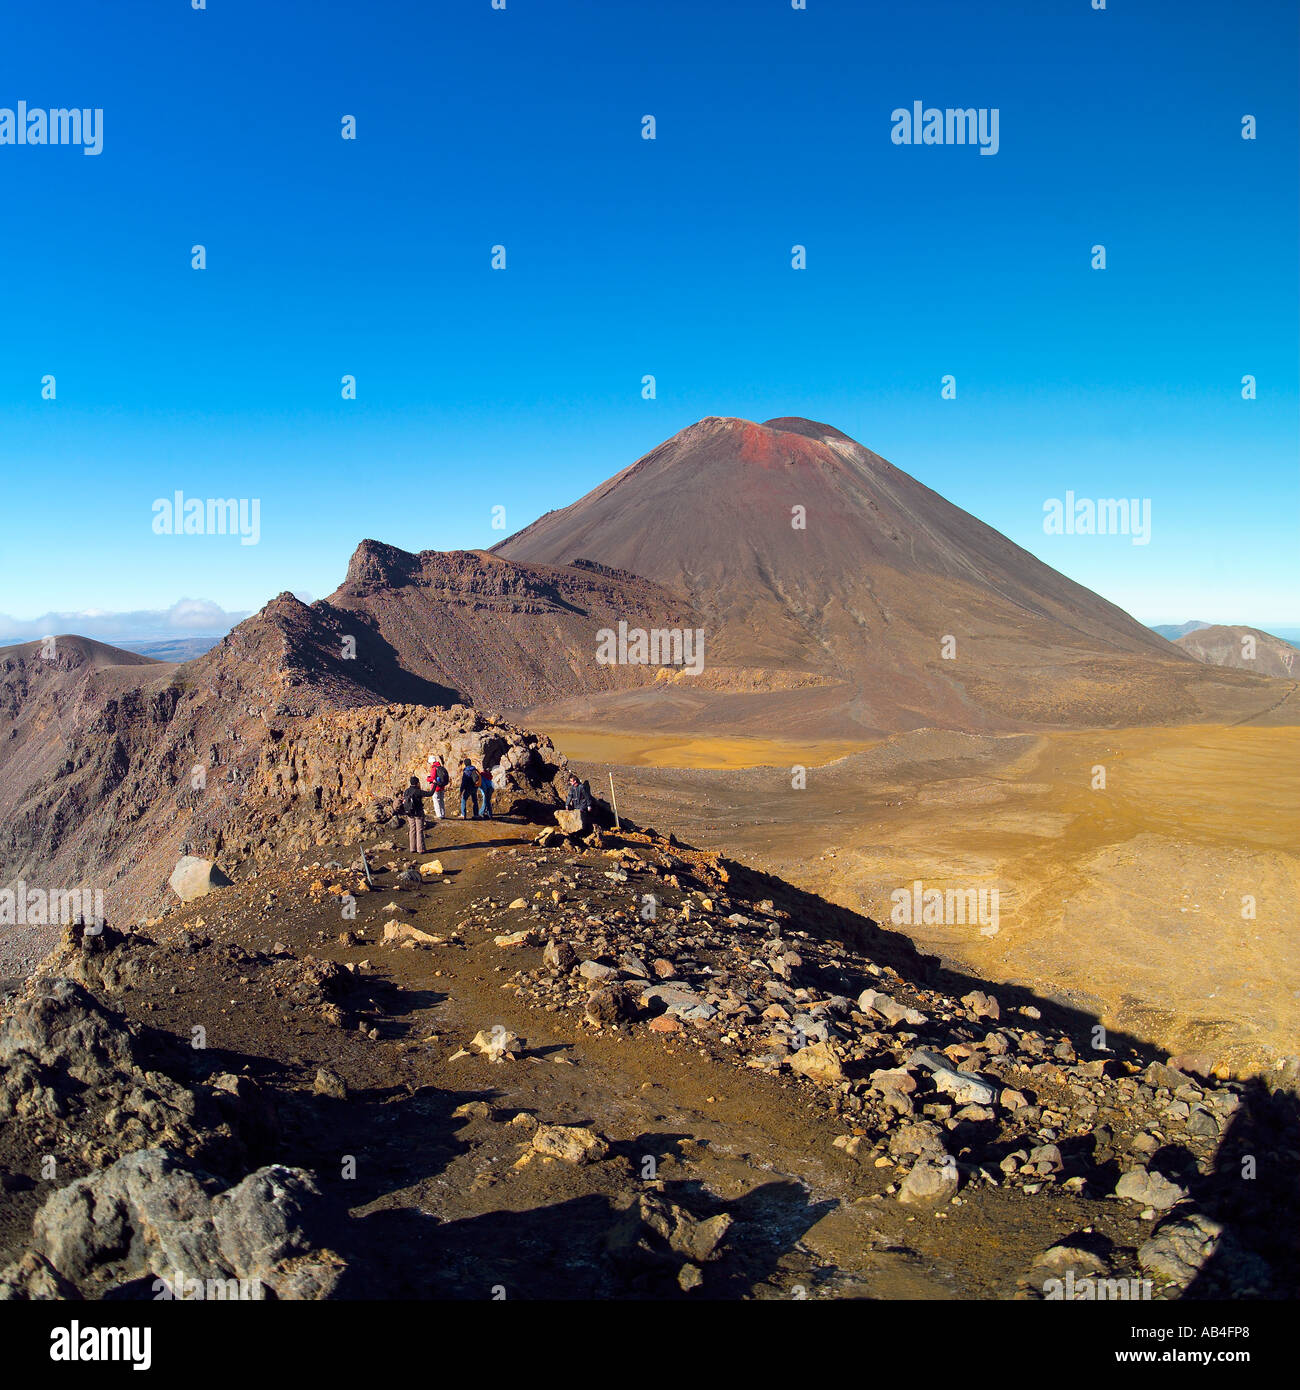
[1,629,574,962]
[1,545,695,954]
[189,703,571,878]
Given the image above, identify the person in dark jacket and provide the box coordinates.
[564,774,582,811]
[459,761,480,819]
[397,775,431,853]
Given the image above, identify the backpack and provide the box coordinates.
[432,764,449,789]
[469,767,481,788]
[579,780,595,812]
[401,787,422,816]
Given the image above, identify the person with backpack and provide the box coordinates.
[396,775,432,853]
[564,774,582,811]
[459,760,481,819]
[478,764,495,820]
[426,755,449,819]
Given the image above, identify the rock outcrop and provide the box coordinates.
[1,1148,344,1300]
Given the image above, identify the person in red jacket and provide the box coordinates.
[425,755,449,819]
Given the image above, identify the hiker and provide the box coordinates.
[459,760,481,819]
[564,773,596,830]
[478,764,495,820]
[425,755,449,819]
[396,775,431,853]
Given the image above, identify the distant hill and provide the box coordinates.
[0,635,163,670]
[1151,620,1212,640]
[1174,624,1300,679]
[110,636,224,662]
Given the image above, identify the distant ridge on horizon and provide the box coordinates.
[1151,620,1212,640]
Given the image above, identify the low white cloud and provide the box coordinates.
[0,598,249,643]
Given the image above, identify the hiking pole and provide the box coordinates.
[360,845,373,890]
[608,773,621,832]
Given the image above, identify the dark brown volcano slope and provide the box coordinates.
[324,544,696,711]
[495,416,1290,734]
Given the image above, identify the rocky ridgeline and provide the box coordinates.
[457,832,1297,1297]
[1,818,1295,1298]
[183,702,569,883]
[0,586,578,936]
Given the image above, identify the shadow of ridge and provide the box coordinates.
[355,1170,833,1299]
[709,852,1191,1069]
[702,841,1300,1300]
[1176,1076,1300,1300]
[335,607,466,708]
[269,1080,487,1199]
[109,1009,485,1217]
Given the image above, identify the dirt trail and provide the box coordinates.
[214,816,1017,1298]
[5,809,1216,1301]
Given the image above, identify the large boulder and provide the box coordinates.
[898,1156,960,1206]
[5,1148,345,1300]
[168,856,231,903]
[1136,1211,1270,1294]
[789,1040,846,1086]
[585,983,636,1027]
[642,983,717,1022]
[0,977,269,1172]
[531,1124,608,1164]
[0,977,134,1082]
[1115,1166,1186,1211]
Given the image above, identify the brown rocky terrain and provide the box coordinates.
[2,805,1295,1300]
[2,415,1296,1304]
[0,549,692,946]
[4,422,1292,952]
[567,725,1300,1077]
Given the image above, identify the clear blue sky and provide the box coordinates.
[1,0,1296,635]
